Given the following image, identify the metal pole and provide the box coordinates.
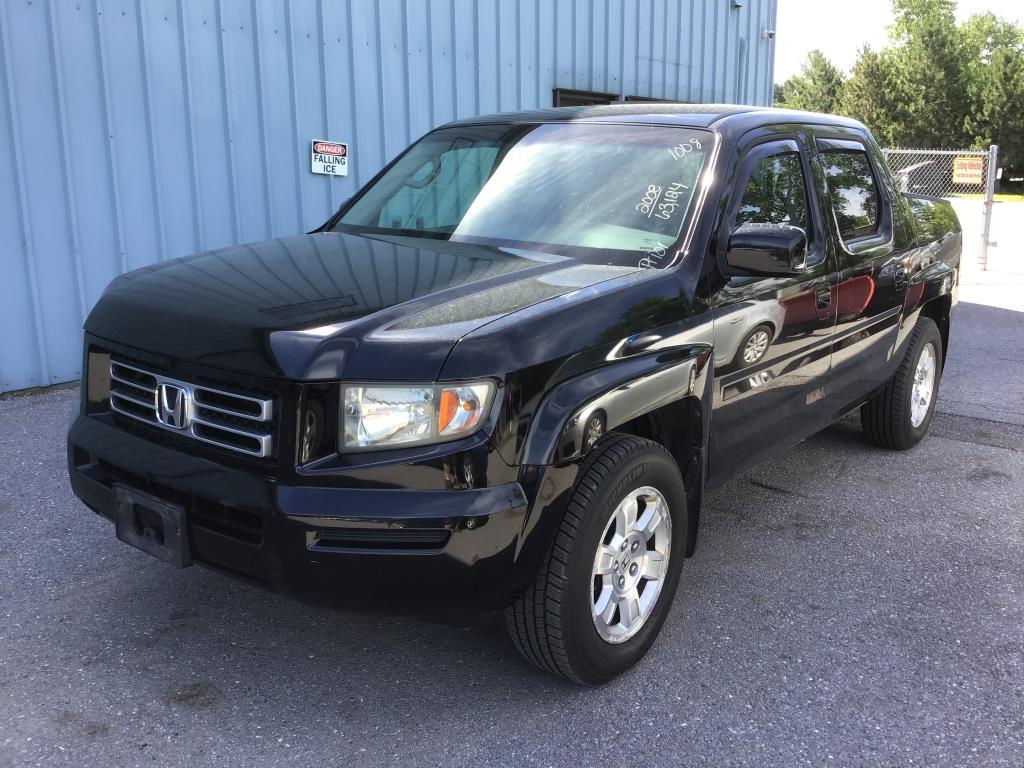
[980,144,998,271]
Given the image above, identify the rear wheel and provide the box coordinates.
[505,433,687,684]
[861,317,943,450]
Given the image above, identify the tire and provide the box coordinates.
[734,323,774,368]
[861,317,943,450]
[505,433,687,684]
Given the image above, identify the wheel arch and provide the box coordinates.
[520,344,714,557]
[918,293,951,370]
[613,396,705,557]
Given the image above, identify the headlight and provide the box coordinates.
[342,381,494,451]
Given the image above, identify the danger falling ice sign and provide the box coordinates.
[311,140,348,176]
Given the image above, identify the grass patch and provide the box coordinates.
[955,193,1024,203]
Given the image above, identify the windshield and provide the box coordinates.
[335,123,713,269]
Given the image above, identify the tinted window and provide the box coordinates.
[735,152,809,232]
[821,149,880,241]
[904,195,961,245]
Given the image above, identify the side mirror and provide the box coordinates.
[726,223,806,277]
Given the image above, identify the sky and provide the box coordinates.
[774,0,1024,83]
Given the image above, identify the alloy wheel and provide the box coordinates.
[591,486,672,644]
[910,341,937,428]
[743,330,770,364]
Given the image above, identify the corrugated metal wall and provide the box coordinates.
[0,0,777,393]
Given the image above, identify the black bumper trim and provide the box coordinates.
[68,414,535,607]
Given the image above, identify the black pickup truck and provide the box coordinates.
[68,104,961,684]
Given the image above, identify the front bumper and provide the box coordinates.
[67,414,535,609]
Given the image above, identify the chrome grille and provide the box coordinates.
[108,360,275,458]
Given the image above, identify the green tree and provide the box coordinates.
[889,0,956,41]
[841,47,904,146]
[956,10,1021,68]
[774,0,1024,187]
[772,82,788,106]
[887,13,970,147]
[959,12,1023,167]
[774,50,845,113]
[966,47,1024,175]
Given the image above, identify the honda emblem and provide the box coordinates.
[157,383,191,430]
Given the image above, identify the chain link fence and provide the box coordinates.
[883,146,999,268]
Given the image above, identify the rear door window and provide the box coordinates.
[818,147,880,242]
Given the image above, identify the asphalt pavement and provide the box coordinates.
[2,281,1023,766]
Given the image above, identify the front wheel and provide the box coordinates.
[861,317,943,450]
[734,323,774,368]
[505,433,687,684]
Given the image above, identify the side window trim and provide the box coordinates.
[815,137,866,153]
[718,137,825,271]
[812,135,894,256]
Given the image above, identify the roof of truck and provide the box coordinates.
[441,103,864,132]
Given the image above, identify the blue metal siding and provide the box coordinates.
[0,0,776,393]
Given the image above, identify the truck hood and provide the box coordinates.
[85,231,638,380]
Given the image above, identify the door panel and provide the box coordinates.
[707,135,839,486]
[811,136,909,415]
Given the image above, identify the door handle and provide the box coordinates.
[622,333,663,353]
[815,284,832,310]
[894,264,907,290]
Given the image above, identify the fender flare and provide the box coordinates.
[521,343,714,467]
[516,343,714,561]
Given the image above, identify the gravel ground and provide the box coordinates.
[2,298,1023,768]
